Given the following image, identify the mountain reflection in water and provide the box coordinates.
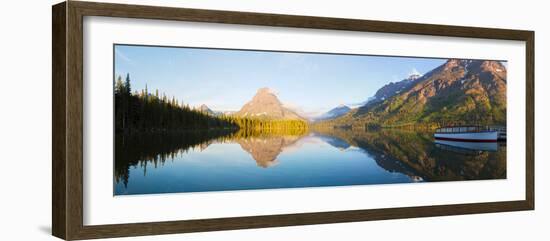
[114,128,506,195]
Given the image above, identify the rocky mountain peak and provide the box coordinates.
[251,87,279,102]
[256,87,274,94]
[442,59,505,73]
[443,59,468,68]
[481,61,507,79]
[235,88,304,120]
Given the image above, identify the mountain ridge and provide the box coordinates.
[320,59,507,128]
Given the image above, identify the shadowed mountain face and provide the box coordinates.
[235,87,305,120]
[323,59,507,128]
[367,74,421,105]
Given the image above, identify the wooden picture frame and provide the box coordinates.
[52,1,534,240]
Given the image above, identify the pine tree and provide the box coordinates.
[124,73,131,95]
[115,75,124,94]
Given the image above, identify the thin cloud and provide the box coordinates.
[276,53,319,74]
[115,48,132,63]
[409,68,422,76]
[283,102,323,120]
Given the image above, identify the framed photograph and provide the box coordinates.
[52,1,534,240]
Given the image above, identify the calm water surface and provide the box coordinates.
[114,129,506,195]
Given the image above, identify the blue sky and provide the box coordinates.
[114,45,446,117]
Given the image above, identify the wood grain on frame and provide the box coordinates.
[52,2,67,239]
[52,1,535,240]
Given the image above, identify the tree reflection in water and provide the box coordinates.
[115,127,505,189]
[115,128,308,186]
[315,128,506,182]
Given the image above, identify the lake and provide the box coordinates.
[114,129,506,195]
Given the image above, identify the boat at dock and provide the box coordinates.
[489,126,506,141]
[434,126,498,142]
[435,140,498,152]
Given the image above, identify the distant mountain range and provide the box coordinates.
[324,59,507,127]
[314,105,352,122]
[198,104,217,116]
